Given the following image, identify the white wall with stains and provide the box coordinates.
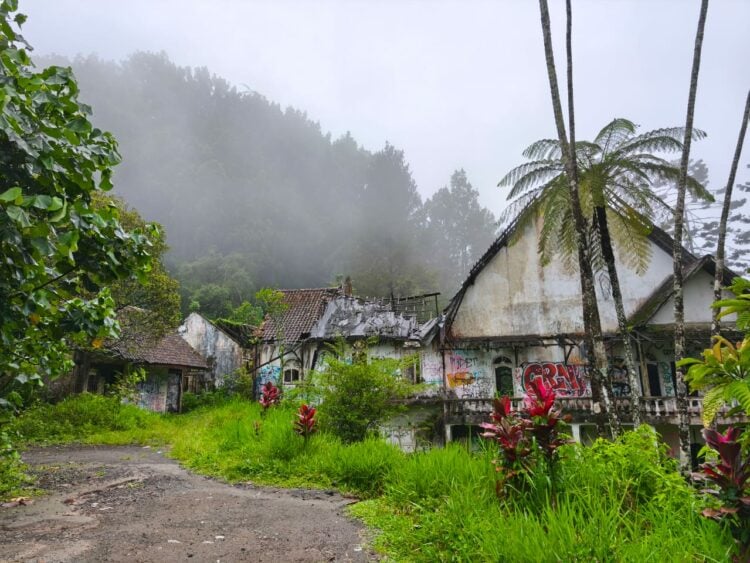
[451,219,675,338]
[180,312,245,387]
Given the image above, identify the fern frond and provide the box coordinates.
[701,385,727,426]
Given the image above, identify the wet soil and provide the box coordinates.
[0,445,372,562]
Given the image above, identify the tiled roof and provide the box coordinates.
[261,288,339,343]
[111,333,209,369]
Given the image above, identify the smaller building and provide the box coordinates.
[73,333,209,413]
[179,312,255,389]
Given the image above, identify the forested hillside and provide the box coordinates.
[39,52,498,315]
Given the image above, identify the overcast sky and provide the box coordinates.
[23,0,750,214]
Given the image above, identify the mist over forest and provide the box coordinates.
[38,52,498,316]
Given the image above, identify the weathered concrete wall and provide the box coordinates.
[451,219,674,338]
[650,270,736,325]
[136,368,168,413]
[382,405,443,452]
[180,313,245,387]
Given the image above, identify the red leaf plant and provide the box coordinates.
[294,403,317,441]
[694,426,750,560]
[480,397,532,466]
[524,378,571,460]
[481,379,570,500]
[259,381,280,411]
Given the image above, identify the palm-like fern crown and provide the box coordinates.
[498,118,712,275]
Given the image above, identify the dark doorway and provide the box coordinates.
[646,363,661,396]
[495,366,514,397]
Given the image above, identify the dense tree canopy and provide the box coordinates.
[39,52,499,303]
[0,2,153,403]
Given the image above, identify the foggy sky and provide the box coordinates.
[23,0,750,215]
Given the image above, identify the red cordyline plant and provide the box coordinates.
[481,379,570,499]
[524,378,571,461]
[259,381,280,411]
[294,403,317,441]
[694,426,750,560]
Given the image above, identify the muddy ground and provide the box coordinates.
[0,445,373,562]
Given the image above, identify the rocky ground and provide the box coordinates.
[0,445,372,562]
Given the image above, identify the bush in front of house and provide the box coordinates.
[9,393,156,444]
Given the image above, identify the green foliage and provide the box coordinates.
[499,118,710,274]
[92,193,181,342]
[8,396,734,558]
[0,4,153,405]
[225,300,263,326]
[37,53,494,299]
[418,169,498,294]
[9,394,157,444]
[714,277,750,332]
[309,349,415,443]
[683,278,750,425]
[109,367,147,403]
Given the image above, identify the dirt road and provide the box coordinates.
[0,445,372,562]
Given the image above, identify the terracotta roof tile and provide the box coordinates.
[261,288,339,343]
[111,333,208,369]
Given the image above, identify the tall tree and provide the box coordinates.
[500,119,710,427]
[672,0,709,472]
[537,0,617,436]
[713,90,750,335]
[420,169,497,294]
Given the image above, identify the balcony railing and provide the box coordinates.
[444,396,743,423]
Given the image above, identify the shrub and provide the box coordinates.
[312,349,414,443]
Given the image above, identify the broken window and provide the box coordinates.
[283,368,300,383]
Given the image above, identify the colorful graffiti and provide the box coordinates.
[446,352,483,388]
[521,362,590,398]
[255,365,281,396]
[421,354,443,385]
[610,359,632,398]
[137,376,166,412]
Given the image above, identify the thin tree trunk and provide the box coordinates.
[593,207,642,426]
[673,0,709,473]
[541,0,618,437]
[713,90,750,335]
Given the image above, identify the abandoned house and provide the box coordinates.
[179,312,256,390]
[429,215,741,461]
[72,332,209,413]
[255,287,430,392]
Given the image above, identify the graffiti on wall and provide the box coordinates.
[445,351,493,398]
[520,362,590,398]
[659,361,676,396]
[446,351,483,388]
[255,365,281,395]
[421,354,443,385]
[609,358,631,398]
[137,376,166,412]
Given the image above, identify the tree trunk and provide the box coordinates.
[713,90,750,335]
[594,206,642,426]
[540,0,618,437]
[673,0,709,473]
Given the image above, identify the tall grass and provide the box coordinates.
[8,395,736,560]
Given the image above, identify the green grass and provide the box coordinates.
[5,394,737,561]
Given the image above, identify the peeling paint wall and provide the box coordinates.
[452,219,674,338]
[180,313,245,387]
[136,368,168,413]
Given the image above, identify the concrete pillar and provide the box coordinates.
[570,423,582,443]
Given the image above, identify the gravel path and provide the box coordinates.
[0,445,372,562]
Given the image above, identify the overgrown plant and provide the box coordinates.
[682,277,750,426]
[481,379,569,500]
[308,341,414,443]
[259,381,280,411]
[293,404,317,442]
[109,367,147,403]
[694,427,750,560]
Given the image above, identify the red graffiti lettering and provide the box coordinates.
[521,362,590,398]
